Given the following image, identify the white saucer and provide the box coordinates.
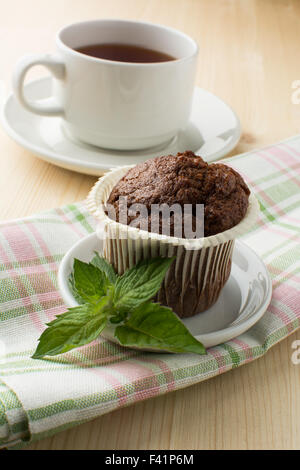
[58,233,272,349]
[1,78,241,176]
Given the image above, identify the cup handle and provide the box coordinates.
[12,54,65,117]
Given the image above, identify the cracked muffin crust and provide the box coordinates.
[107,151,250,237]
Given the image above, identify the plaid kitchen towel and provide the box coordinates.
[0,136,300,449]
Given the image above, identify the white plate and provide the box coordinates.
[58,233,272,349]
[1,78,241,176]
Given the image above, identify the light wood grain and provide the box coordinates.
[0,0,299,450]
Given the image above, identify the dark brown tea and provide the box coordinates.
[76,43,176,63]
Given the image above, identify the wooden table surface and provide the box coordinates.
[0,0,300,450]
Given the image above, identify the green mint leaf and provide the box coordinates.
[68,273,85,305]
[91,252,117,284]
[109,311,128,324]
[73,258,110,303]
[32,298,109,359]
[115,302,206,355]
[114,257,175,311]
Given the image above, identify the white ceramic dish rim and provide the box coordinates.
[58,233,272,346]
[1,80,242,173]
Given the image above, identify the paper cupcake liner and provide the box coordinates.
[86,165,259,317]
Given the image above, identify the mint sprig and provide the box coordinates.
[32,254,206,359]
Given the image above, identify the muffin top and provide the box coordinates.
[106,151,250,237]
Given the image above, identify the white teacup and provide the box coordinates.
[13,19,198,151]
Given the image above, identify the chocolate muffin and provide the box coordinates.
[107,151,250,237]
[87,152,257,318]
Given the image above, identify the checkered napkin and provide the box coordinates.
[0,137,299,449]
